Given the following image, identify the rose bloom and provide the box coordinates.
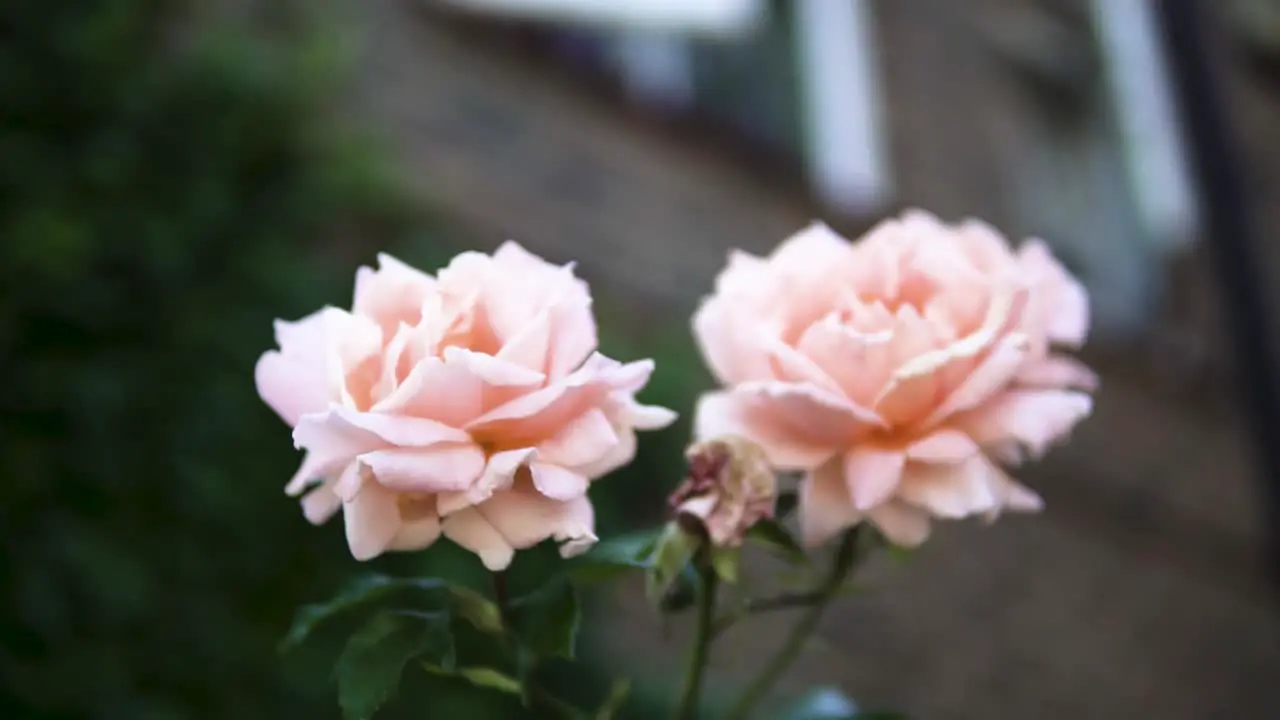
[669,435,776,547]
[692,210,1095,547]
[255,244,675,569]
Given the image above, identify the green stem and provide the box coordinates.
[674,555,719,720]
[723,528,866,720]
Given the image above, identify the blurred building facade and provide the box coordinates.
[344,1,1280,717]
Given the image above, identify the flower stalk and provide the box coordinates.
[723,527,868,720]
[674,551,719,720]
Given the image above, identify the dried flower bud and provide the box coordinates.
[668,435,777,548]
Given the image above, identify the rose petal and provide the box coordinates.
[342,468,401,561]
[695,390,844,470]
[529,462,590,500]
[954,390,1092,460]
[440,507,516,570]
[476,485,597,557]
[844,446,906,511]
[536,408,619,468]
[357,443,487,493]
[867,501,932,547]
[436,447,536,516]
[799,456,864,546]
[1016,355,1098,392]
[906,429,980,463]
[897,454,1000,518]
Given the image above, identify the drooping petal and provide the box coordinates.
[695,390,848,470]
[436,447,536,516]
[357,443,487,494]
[1016,355,1098,392]
[475,484,597,558]
[529,463,590,500]
[844,445,906,511]
[799,456,863,546]
[867,501,932,547]
[342,467,401,561]
[906,428,980,463]
[896,454,1001,518]
[954,390,1092,460]
[440,507,515,570]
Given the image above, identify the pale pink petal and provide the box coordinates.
[897,454,1000,518]
[372,355,485,427]
[844,446,906,511]
[694,390,844,470]
[574,426,637,479]
[617,399,678,430]
[546,294,598,380]
[867,501,932,547]
[536,408,619,468]
[692,298,776,386]
[799,456,863,546]
[285,450,332,497]
[871,305,946,426]
[255,310,334,426]
[476,485,597,558]
[357,443,486,493]
[917,333,1030,428]
[529,462,589,500]
[907,429,980,463]
[495,307,553,374]
[352,253,436,332]
[794,315,895,406]
[440,507,515,570]
[388,515,442,551]
[300,478,342,525]
[1020,239,1089,347]
[436,447,537,516]
[294,405,470,453]
[343,469,401,561]
[441,346,545,387]
[1016,355,1098,392]
[954,390,1092,460]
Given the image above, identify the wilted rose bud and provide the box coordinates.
[668,435,777,548]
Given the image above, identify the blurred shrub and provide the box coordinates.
[0,1,706,718]
[0,0,429,717]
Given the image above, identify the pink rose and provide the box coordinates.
[255,244,676,569]
[692,210,1095,547]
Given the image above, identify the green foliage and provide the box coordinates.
[337,612,455,720]
[0,1,434,717]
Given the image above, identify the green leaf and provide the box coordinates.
[335,611,455,720]
[595,678,631,719]
[508,578,580,660]
[884,543,917,565]
[709,545,741,584]
[645,523,699,607]
[421,663,523,696]
[746,518,810,566]
[280,574,501,652]
[568,528,662,584]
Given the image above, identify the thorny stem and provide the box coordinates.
[723,528,868,720]
[674,553,719,720]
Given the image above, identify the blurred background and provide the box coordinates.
[4,0,1280,717]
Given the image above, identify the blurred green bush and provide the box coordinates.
[0,1,704,717]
